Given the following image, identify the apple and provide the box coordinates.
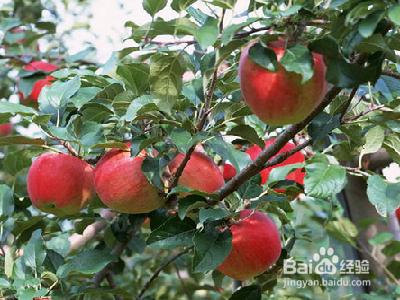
[20,61,58,102]
[239,40,327,125]
[168,151,224,193]
[94,148,164,214]
[222,163,237,181]
[217,209,281,281]
[246,138,305,188]
[29,75,55,101]
[27,153,94,216]
[0,123,12,136]
[396,208,400,221]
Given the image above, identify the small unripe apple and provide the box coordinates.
[222,163,237,181]
[239,41,327,125]
[168,152,224,193]
[27,153,94,216]
[0,123,12,136]
[94,148,164,214]
[218,209,281,281]
[246,138,305,187]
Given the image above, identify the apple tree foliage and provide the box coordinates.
[0,0,400,299]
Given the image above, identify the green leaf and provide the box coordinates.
[308,112,341,142]
[195,17,219,50]
[39,76,81,115]
[3,148,42,175]
[206,136,251,172]
[366,175,400,217]
[116,63,150,95]
[57,249,115,278]
[248,43,278,72]
[143,0,167,16]
[0,184,13,218]
[198,208,230,225]
[280,45,314,83]
[22,230,46,272]
[267,163,305,185]
[356,34,396,62]
[170,129,192,152]
[46,233,70,257]
[388,4,400,26]
[171,0,196,11]
[178,195,207,220]
[0,136,45,146]
[211,0,237,9]
[382,241,400,256]
[230,285,262,300]
[227,124,264,148]
[358,11,384,38]
[359,126,385,166]
[123,95,158,121]
[369,232,393,245]
[304,162,347,198]
[69,87,101,109]
[383,135,400,163]
[147,216,196,249]
[326,218,358,246]
[193,225,232,273]
[0,102,37,116]
[221,18,258,45]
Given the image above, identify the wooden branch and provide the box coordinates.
[136,248,191,300]
[217,87,342,201]
[381,70,400,80]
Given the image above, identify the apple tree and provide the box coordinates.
[0,0,400,299]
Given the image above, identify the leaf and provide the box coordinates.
[0,184,14,218]
[359,126,385,166]
[22,229,46,272]
[366,175,400,217]
[356,34,396,62]
[383,135,400,163]
[171,0,196,11]
[39,76,81,115]
[69,87,101,109]
[195,17,219,50]
[248,43,277,72]
[193,225,232,273]
[170,129,192,152]
[308,112,341,142]
[116,63,150,95]
[221,18,258,45]
[326,218,358,246]
[304,162,347,198]
[123,95,158,121]
[0,136,45,146]
[227,124,264,148]
[374,75,400,102]
[267,163,305,185]
[369,232,393,245]
[57,249,115,278]
[358,11,384,38]
[382,241,400,256]
[280,45,314,83]
[147,216,196,249]
[388,4,400,26]
[230,285,262,300]
[0,101,37,116]
[178,195,207,220]
[143,0,167,16]
[198,208,230,225]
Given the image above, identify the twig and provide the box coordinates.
[343,104,385,123]
[340,88,358,121]
[381,70,400,80]
[136,248,191,300]
[217,87,342,201]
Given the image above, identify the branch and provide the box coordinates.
[136,248,191,300]
[68,209,115,253]
[381,70,400,80]
[343,104,385,123]
[217,87,342,201]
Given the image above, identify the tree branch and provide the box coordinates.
[217,87,342,201]
[136,248,191,300]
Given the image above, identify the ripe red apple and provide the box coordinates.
[29,75,55,101]
[239,40,327,125]
[94,148,164,214]
[218,209,281,280]
[23,61,58,73]
[222,163,237,181]
[0,123,12,136]
[396,208,400,220]
[246,138,305,188]
[168,152,224,193]
[27,153,94,216]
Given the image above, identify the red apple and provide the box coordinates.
[239,40,327,125]
[0,123,12,136]
[168,152,224,194]
[23,61,58,73]
[218,209,281,280]
[222,163,237,181]
[396,208,400,220]
[246,138,305,188]
[94,148,164,214]
[27,153,94,216]
[29,75,55,101]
